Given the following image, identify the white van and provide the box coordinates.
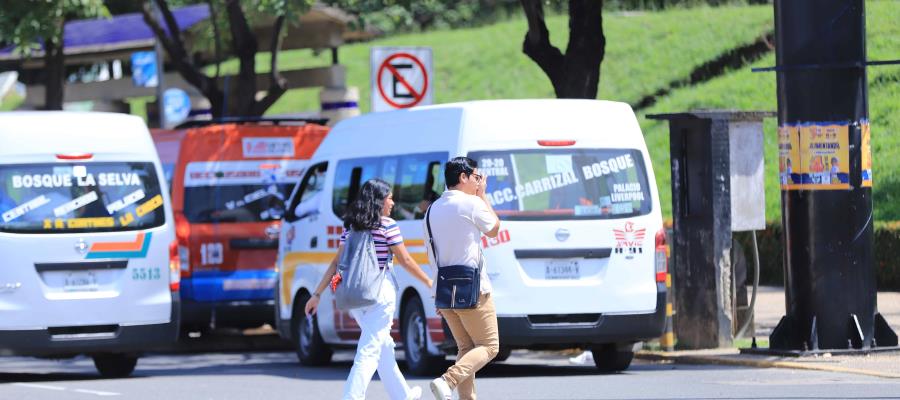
[0,112,180,377]
[275,100,666,374]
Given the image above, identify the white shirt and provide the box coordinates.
[423,190,498,294]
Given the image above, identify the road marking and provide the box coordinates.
[73,388,122,396]
[12,383,121,396]
[12,383,66,391]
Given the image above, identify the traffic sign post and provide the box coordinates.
[370,47,433,112]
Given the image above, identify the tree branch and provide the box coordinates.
[254,14,287,116]
[520,0,565,96]
[154,0,187,55]
[141,1,223,113]
[207,0,222,80]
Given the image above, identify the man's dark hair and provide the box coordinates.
[445,156,478,188]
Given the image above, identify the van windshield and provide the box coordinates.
[0,162,166,233]
[468,148,652,220]
[184,183,293,223]
[181,160,305,223]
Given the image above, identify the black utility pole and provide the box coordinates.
[769,0,896,352]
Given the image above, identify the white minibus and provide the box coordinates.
[0,112,180,377]
[276,100,666,374]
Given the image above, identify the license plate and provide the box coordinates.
[544,260,580,280]
[64,271,98,292]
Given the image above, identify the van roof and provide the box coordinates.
[177,123,329,162]
[316,99,645,159]
[0,111,156,159]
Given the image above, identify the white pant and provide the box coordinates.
[341,277,412,400]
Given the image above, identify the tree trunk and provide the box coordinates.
[559,0,605,99]
[225,0,258,117]
[43,36,66,110]
[521,0,605,99]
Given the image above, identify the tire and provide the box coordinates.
[591,344,634,373]
[92,354,138,378]
[292,292,333,366]
[492,346,512,363]
[402,296,445,376]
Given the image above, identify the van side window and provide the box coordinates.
[286,162,327,222]
[332,152,447,220]
[394,153,446,221]
[333,157,392,218]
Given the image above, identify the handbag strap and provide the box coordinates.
[425,205,441,268]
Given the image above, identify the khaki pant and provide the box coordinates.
[439,293,499,400]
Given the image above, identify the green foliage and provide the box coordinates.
[642,0,900,223]
[233,4,771,114]
[321,0,535,33]
[0,0,108,54]
[604,0,768,11]
[737,222,900,291]
[0,91,23,111]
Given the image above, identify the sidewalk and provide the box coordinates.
[636,286,900,378]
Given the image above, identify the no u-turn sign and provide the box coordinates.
[370,47,433,112]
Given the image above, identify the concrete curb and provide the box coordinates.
[635,351,900,379]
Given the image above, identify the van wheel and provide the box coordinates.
[292,293,332,366]
[92,354,138,378]
[402,296,445,376]
[492,346,512,363]
[591,343,634,373]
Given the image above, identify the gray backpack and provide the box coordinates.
[334,229,388,311]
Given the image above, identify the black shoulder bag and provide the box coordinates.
[425,205,482,309]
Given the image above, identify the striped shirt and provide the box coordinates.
[340,217,403,269]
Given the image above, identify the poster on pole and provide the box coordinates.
[780,122,854,191]
[370,47,433,112]
[778,125,801,189]
[862,121,873,188]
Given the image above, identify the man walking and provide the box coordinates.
[425,157,501,400]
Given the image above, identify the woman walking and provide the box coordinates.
[305,179,433,400]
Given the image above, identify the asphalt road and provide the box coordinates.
[2,349,900,400]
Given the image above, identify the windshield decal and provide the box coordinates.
[106,189,146,215]
[119,212,135,227]
[53,191,99,217]
[582,154,636,180]
[2,195,51,223]
[136,194,164,217]
[480,157,510,177]
[487,171,580,207]
[611,182,645,202]
[11,172,142,189]
[65,217,115,229]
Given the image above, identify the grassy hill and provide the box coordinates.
[641,0,900,222]
[231,6,774,114]
[157,2,900,222]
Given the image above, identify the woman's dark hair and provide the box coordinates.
[343,178,392,231]
[445,156,478,188]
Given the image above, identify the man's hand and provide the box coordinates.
[476,175,488,198]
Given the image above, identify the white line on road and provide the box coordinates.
[73,388,122,396]
[12,383,121,396]
[12,383,66,391]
